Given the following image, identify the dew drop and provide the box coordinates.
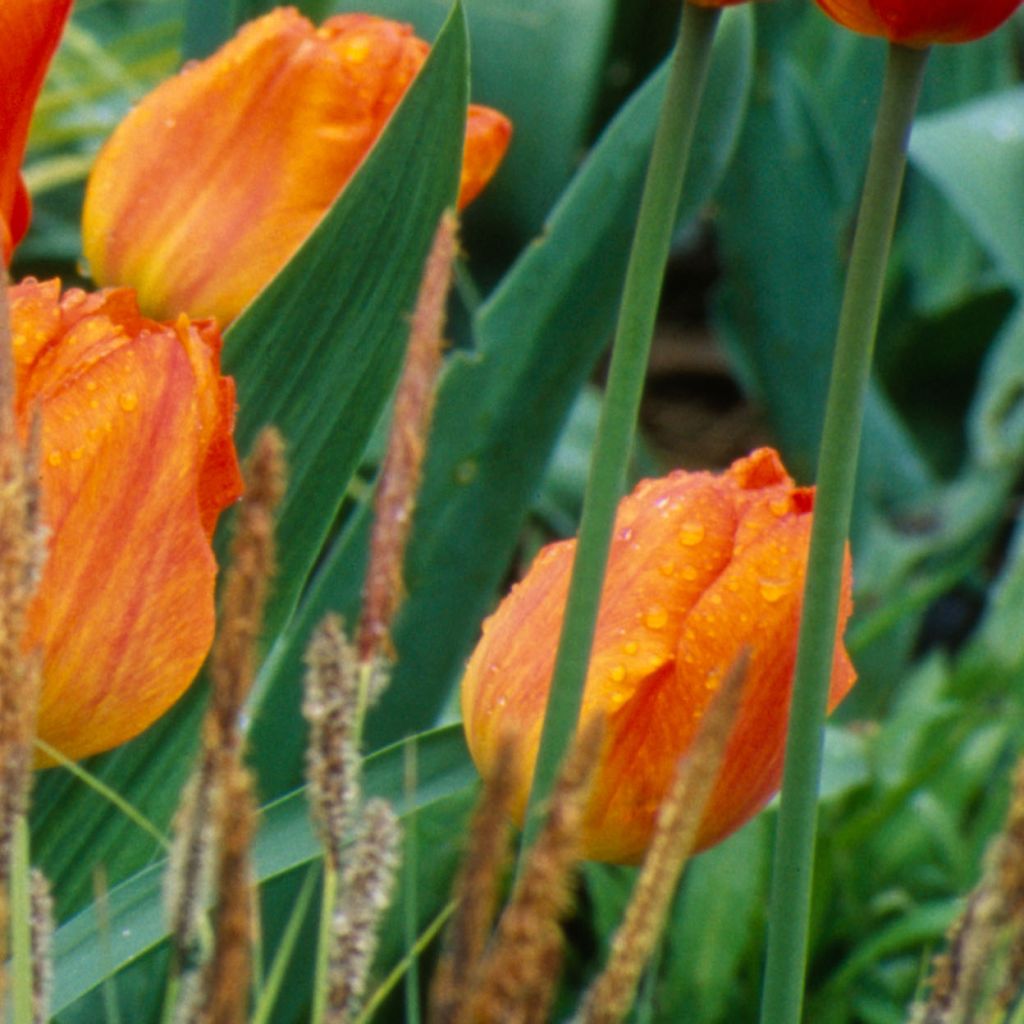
[644,606,668,630]
[659,560,675,578]
[70,447,84,461]
[118,391,138,412]
[759,579,788,603]
[770,497,789,517]
[46,451,62,468]
[678,522,705,546]
[623,640,639,656]
[610,665,626,683]
[619,526,634,542]
[681,565,698,582]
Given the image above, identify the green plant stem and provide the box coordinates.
[10,817,33,1024]
[517,0,722,862]
[311,861,337,1024]
[758,42,930,1024]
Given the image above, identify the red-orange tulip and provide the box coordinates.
[82,9,512,325]
[461,448,856,864]
[10,278,243,762]
[815,0,1022,44]
[0,0,73,262]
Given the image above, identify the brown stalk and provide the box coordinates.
[908,753,1024,1024]
[429,740,517,1024]
[0,275,45,997]
[166,427,285,1017]
[575,650,751,1024]
[302,614,363,872]
[357,212,457,663]
[461,717,605,1024]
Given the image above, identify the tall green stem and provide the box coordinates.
[518,1,722,860]
[759,42,929,1024]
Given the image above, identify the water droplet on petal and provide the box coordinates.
[119,391,138,412]
[623,640,639,656]
[46,451,62,467]
[619,526,634,542]
[678,522,705,546]
[759,579,788,603]
[659,560,675,578]
[681,565,698,582]
[644,606,668,630]
[610,665,626,683]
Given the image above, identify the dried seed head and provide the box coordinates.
[30,868,54,1024]
[464,717,604,1024]
[326,798,402,1022]
[358,213,456,663]
[303,614,364,870]
[209,426,286,753]
[429,739,517,1024]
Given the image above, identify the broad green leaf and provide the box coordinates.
[246,7,755,796]
[50,726,476,1015]
[32,4,468,916]
[910,88,1024,289]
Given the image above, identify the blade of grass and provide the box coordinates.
[758,42,931,1024]
[518,0,723,860]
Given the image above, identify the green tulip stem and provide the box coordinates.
[518,1,722,862]
[758,41,930,1024]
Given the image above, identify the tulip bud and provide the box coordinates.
[814,0,1023,45]
[461,448,856,864]
[10,278,243,762]
[82,10,512,325]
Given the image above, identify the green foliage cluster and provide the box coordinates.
[15,0,1024,1021]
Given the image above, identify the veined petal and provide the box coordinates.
[10,279,243,762]
[82,10,511,324]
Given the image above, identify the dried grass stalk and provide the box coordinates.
[576,651,751,1024]
[357,212,457,662]
[429,740,517,1024]
[461,717,605,1024]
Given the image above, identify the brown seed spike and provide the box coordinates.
[463,716,605,1024]
[429,739,517,1024]
[209,425,286,753]
[576,650,751,1024]
[357,212,457,663]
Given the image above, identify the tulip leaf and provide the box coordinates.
[223,5,467,641]
[909,87,1024,290]
[49,725,476,1016]
[246,6,755,796]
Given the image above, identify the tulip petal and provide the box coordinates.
[0,0,73,261]
[461,448,857,864]
[11,280,242,762]
[816,0,1023,44]
[83,10,511,324]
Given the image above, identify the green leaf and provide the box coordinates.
[910,87,1024,289]
[50,726,476,1016]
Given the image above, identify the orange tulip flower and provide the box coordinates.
[82,9,512,325]
[0,0,74,262]
[10,278,243,762]
[815,0,1022,44]
[461,448,856,864]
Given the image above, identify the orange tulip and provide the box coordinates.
[461,448,856,864]
[814,0,1022,44]
[0,0,73,262]
[10,278,243,762]
[82,9,512,325]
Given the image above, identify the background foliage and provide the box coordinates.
[15,0,1024,1021]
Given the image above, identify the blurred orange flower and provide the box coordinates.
[0,0,73,262]
[461,448,856,864]
[10,278,243,762]
[815,0,1022,44]
[82,9,512,325]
